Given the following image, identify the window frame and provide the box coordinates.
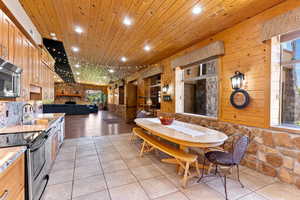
[270,34,300,131]
[175,58,219,119]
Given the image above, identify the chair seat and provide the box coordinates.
[205,151,235,166]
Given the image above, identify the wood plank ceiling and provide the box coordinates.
[20,0,284,67]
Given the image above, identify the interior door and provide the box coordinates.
[126,83,137,122]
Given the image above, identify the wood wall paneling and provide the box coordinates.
[154,0,300,128]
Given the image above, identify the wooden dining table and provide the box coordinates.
[134,118,228,168]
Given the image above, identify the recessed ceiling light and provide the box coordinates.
[74,26,83,34]
[108,69,114,73]
[50,32,56,37]
[123,17,132,26]
[76,72,80,75]
[75,64,81,68]
[144,45,151,51]
[72,46,79,52]
[192,5,202,15]
[121,57,127,62]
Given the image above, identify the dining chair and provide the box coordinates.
[197,134,250,200]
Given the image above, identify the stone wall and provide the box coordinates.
[205,60,218,117]
[107,104,126,119]
[158,111,300,189]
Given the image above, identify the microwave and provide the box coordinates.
[0,57,22,98]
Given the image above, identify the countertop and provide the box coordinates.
[0,146,26,173]
[0,113,65,134]
[135,118,228,144]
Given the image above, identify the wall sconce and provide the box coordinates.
[231,71,244,90]
[230,71,250,109]
[162,84,169,94]
[162,84,172,102]
[146,98,152,106]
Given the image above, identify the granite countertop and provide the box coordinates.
[0,113,65,134]
[135,118,228,144]
[0,146,26,173]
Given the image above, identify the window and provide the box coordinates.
[176,59,218,117]
[279,37,300,127]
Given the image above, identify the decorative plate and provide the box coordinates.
[230,89,250,109]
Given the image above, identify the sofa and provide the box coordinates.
[43,104,98,115]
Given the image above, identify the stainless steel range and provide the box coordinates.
[0,127,53,200]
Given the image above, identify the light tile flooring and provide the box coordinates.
[43,134,300,200]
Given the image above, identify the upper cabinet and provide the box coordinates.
[0,12,10,60]
[0,9,56,101]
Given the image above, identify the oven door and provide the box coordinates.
[31,136,47,180]
[28,134,49,200]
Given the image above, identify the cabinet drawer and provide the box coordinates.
[0,154,25,200]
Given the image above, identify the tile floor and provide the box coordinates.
[43,133,300,200]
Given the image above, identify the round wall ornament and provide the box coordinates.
[230,89,250,109]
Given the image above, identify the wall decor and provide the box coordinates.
[230,89,250,109]
[230,71,250,109]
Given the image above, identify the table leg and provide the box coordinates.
[160,145,209,176]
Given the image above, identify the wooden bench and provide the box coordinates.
[132,127,200,187]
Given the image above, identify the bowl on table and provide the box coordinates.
[159,117,174,125]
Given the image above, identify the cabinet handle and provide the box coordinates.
[0,190,8,200]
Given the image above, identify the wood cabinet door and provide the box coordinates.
[0,155,25,200]
[0,10,3,58]
[8,21,15,63]
[51,132,58,161]
[14,30,23,67]
[15,30,24,101]
[22,39,31,100]
[1,14,10,60]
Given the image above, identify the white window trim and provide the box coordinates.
[270,35,300,132]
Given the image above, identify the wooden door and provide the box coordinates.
[126,83,137,107]
[126,83,138,122]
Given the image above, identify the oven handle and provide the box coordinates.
[30,135,48,153]
[39,174,49,200]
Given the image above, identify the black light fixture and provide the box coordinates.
[230,71,250,109]
[231,71,244,90]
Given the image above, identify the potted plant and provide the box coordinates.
[98,92,107,110]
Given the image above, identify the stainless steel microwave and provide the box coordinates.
[0,57,22,98]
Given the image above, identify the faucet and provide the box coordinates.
[21,103,33,125]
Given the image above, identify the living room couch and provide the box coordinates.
[43,104,98,115]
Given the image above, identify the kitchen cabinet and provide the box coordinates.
[0,9,56,101]
[45,116,65,173]
[1,13,10,60]
[51,131,58,161]
[0,154,25,200]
